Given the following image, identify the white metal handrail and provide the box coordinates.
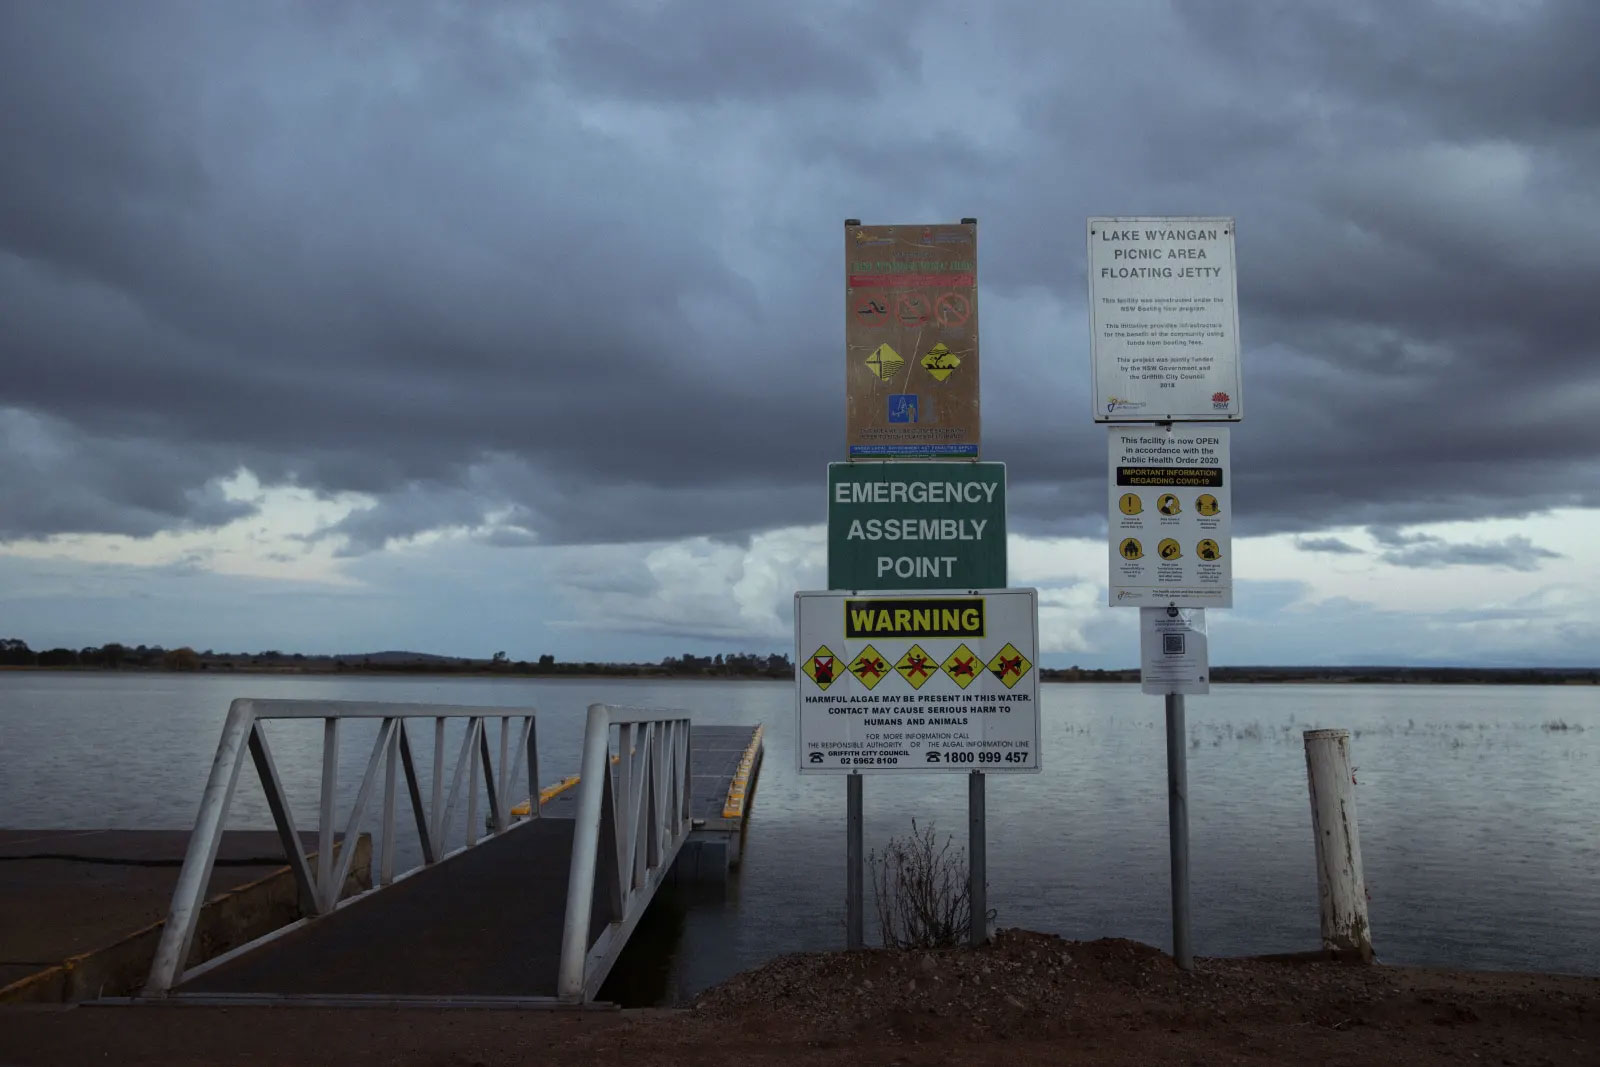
[557,704,692,1003]
[145,698,538,995]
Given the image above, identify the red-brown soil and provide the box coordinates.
[4,930,1596,1065]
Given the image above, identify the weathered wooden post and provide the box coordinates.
[1302,728,1373,961]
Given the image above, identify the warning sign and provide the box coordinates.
[853,292,890,326]
[921,343,961,382]
[894,644,938,689]
[844,596,984,639]
[934,292,970,327]
[1107,424,1232,608]
[846,221,979,459]
[865,343,904,383]
[896,293,931,327]
[986,643,1032,689]
[802,646,840,690]
[795,589,1039,774]
[940,643,983,689]
[848,646,891,690]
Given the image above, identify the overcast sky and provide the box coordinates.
[3,0,1597,667]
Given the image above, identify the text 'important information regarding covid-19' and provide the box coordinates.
[795,589,1039,774]
[1088,217,1241,422]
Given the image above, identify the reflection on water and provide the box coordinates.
[2,673,1596,1004]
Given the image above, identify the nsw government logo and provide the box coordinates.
[1212,391,1231,410]
[1106,395,1147,415]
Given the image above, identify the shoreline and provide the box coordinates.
[3,664,1598,685]
[5,932,1595,1065]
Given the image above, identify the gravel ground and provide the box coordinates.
[4,930,1596,1065]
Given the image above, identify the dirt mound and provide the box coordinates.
[695,928,1402,1041]
[5,930,1597,1065]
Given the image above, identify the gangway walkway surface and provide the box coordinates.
[177,817,594,997]
[150,705,762,1006]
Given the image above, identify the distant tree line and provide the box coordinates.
[0,639,795,678]
[6,638,1591,684]
[1041,664,1600,685]
[0,638,203,671]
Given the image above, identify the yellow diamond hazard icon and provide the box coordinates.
[865,343,904,382]
[940,643,982,690]
[987,643,1032,689]
[894,644,938,690]
[921,343,961,382]
[802,645,840,690]
[848,645,891,690]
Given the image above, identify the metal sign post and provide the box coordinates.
[821,219,1015,950]
[1091,215,1243,973]
[847,771,864,949]
[968,769,986,946]
[1164,693,1192,969]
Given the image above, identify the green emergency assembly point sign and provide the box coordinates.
[827,462,1007,590]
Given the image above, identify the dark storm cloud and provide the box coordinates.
[2,0,1598,554]
[0,409,254,539]
[546,0,920,103]
[1365,524,1562,570]
[1295,536,1362,555]
[1176,0,1600,140]
[1379,534,1562,573]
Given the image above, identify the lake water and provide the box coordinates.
[2,673,1596,1003]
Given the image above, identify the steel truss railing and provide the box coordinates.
[557,705,692,1003]
[144,698,538,995]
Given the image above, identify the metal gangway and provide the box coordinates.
[144,700,693,1005]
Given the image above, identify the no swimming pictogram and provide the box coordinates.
[934,292,970,327]
[853,291,890,326]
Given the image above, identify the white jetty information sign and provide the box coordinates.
[1088,216,1241,422]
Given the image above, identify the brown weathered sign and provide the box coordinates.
[845,221,979,459]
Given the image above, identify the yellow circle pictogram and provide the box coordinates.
[1196,494,1220,516]
[1119,537,1143,560]
[1196,539,1222,561]
[1157,494,1181,516]
[1158,538,1182,560]
[1118,493,1143,515]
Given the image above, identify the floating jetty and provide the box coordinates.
[3,706,762,1007]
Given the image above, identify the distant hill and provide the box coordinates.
[335,650,460,664]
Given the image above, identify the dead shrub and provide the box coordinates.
[869,819,990,949]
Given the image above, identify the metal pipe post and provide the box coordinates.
[968,769,987,946]
[846,772,864,949]
[557,703,613,1002]
[318,717,339,900]
[1164,694,1192,970]
[145,700,254,994]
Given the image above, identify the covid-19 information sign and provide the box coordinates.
[1107,424,1232,607]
